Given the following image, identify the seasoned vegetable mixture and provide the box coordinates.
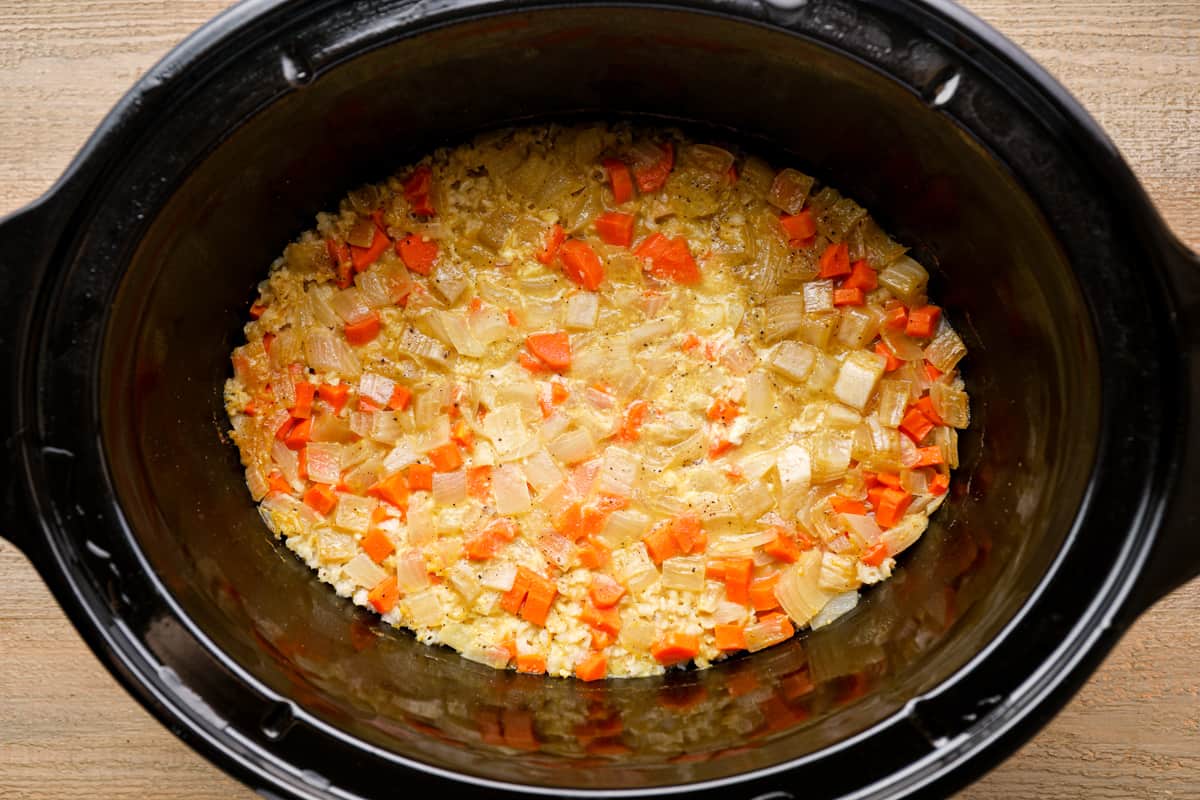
[225,124,970,680]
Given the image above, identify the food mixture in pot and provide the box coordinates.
[224,124,970,679]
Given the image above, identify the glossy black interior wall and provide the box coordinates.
[101,7,1098,790]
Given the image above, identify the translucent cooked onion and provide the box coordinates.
[468,305,509,345]
[732,481,774,522]
[712,600,749,625]
[597,446,640,497]
[432,470,468,505]
[271,440,300,485]
[745,371,774,417]
[492,464,532,515]
[880,514,927,556]
[743,614,794,653]
[930,382,970,429]
[523,449,565,494]
[435,310,485,357]
[405,500,436,547]
[415,417,451,453]
[879,326,925,361]
[446,561,481,602]
[480,560,518,591]
[602,509,650,546]
[359,372,396,406]
[836,306,881,349]
[404,588,444,627]
[774,551,831,626]
[876,379,912,428]
[304,328,361,376]
[803,279,834,313]
[334,494,376,533]
[720,340,758,376]
[316,529,357,562]
[331,287,374,324]
[400,326,451,365]
[662,555,706,591]
[245,464,270,502]
[629,317,675,346]
[344,552,388,588]
[307,285,341,327]
[810,590,858,630]
[482,405,531,460]
[878,256,928,305]
[538,532,574,569]
[709,529,777,556]
[924,319,967,373]
[613,544,657,593]
[305,442,342,484]
[763,294,805,343]
[832,350,887,411]
[688,143,735,176]
[818,552,859,592]
[356,268,397,308]
[770,341,817,382]
[548,428,596,465]
[565,292,599,330]
[619,619,656,650]
[767,168,815,215]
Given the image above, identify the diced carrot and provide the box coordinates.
[526,331,572,370]
[317,383,349,414]
[275,416,296,441]
[558,239,606,291]
[867,485,887,510]
[345,312,382,346]
[358,396,382,413]
[616,400,650,442]
[303,484,336,515]
[930,472,950,496]
[680,332,701,352]
[465,530,502,560]
[914,446,944,467]
[505,309,521,327]
[779,210,816,245]
[861,541,889,567]
[830,496,868,516]
[883,300,908,330]
[535,223,565,265]
[284,417,312,450]
[407,463,434,491]
[267,471,292,495]
[763,529,801,563]
[749,574,781,612]
[723,558,754,605]
[402,165,435,216]
[351,225,391,273]
[326,238,354,289]
[906,305,942,339]
[633,141,674,193]
[708,439,736,459]
[577,535,612,569]
[594,211,636,248]
[451,419,474,449]
[290,381,315,419]
[367,472,409,510]
[874,341,902,372]
[916,395,945,426]
[753,612,795,647]
[833,286,865,306]
[714,624,746,652]
[396,234,438,275]
[705,558,730,581]
[643,524,681,565]
[521,574,558,626]
[498,568,532,615]
[249,301,267,319]
[516,652,547,674]
[589,574,626,609]
[706,398,740,424]
[243,400,258,416]
[875,487,914,528]
[877,471,902,489]
[428,442,463,472]
[553,502,585,542]
[466,465,492,500]
[603,158,634,204]
[818,241,851,279]
[388,385,412,411]
[550,379,569,404]
[591,629,615,650]
[899,407,935,444]
[519,351,548,373]
[843,259,878,291]
[367,575,399,614]
[361,528,396,564]
[580,603,621,636]
[651,631,699,666]
[635,233,701,284]
[576,651,608,682]
[668,514,706,555]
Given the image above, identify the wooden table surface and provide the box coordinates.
[0,1,1196,798]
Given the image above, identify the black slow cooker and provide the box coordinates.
[1,1,1197,797]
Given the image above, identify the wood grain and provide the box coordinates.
[0,1,1196,798]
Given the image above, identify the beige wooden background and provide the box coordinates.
[0,1,1197,798]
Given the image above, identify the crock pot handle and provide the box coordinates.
[0,198,52,568]
[1128,234,1200,614]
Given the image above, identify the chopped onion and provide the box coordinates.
[933,425,959,469]
[709,529,778,556]
[878,256,928,305]
[304,328,361,376]
[538,532,574,569]
[383,441,419,473]
[793,309,838,349]
[415,416,451,454]
[810,590,858,630]
[586,386,617,409]
[732,481,774,522]
[879,326,925,361]
[272,372,297,408]
[395,549,430,593]
[343,552,388,588]
[435,310,485,357]
[271,440,300,485]
[836,306,881,349]
[317,529,358,562]
[245,464,270,502]
[349,410,373,438]
[818,552,859,592]
[659,555,705,591]
[930,382,970,429]
[405,499,436,547]
[629,317,675,346]
[802,279,834,313]
[306,285,341,327]
[720,340,758,376]
[807,353,838,393]
[331,287,374,324]
[334,494,376,533]
[482,404,531,460]
[745,371,774,417]
[479,560,518,591]
[876,380,913,428]
[492,464,532,515]
[311,413,356,443]
[924,319,967,373]
[612,544,657,593]
[305,442,342,484]
[880,514,927,557]
[432,470,468,505]
[601,508,650,546]
[523,449,565,494]
[445,561,480,602]
[763,294,805,343]
[743,613,795,653]
[356,267,399,308]
[548,428,596,465]
[712,600,749,625]
[468,306,509,344]
[404,589,444,627]
[810,432,853,483]
[688,143,735,176]
[399,326,451,365]
[832,350,887,411]
[432,261,469,304]
[341,458,384,495]
[767,168,815,215]
[359,372,397,406]
[596,446,640,496]
[565,292,599,330]
[901,469,929,495]
[737,450,777,482]
[773,550,832,626]
[370,411,409,444]
[619,618,656,650]
[770,341,817,382]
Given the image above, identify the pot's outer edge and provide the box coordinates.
[0,1,1196,799]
